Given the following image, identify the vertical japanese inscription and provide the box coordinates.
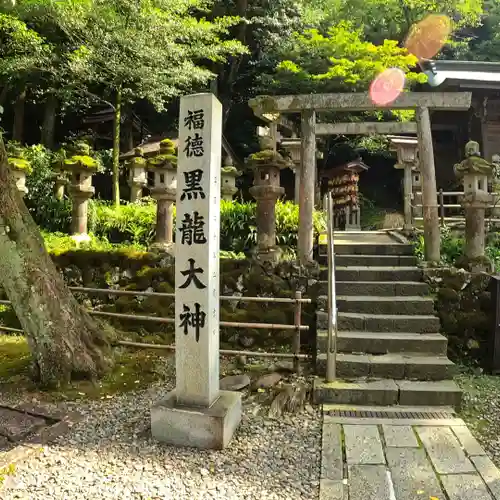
[175,93,222,407]
[177,105,208,343]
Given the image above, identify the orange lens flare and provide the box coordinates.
[405,14,452,60]
[369,68,406,106]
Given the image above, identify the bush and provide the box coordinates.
[89,199,326,252]
[412,226,500,271]
[9,142,106,233]
[20,144,72,233]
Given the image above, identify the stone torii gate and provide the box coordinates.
[249,92,472,264]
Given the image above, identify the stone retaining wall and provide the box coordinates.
[424,267,495,368]
[0,250,320,351]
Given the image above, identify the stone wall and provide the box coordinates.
[0,250,320,351]
[424,267,494,368]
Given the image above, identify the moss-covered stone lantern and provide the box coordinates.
[60,141,98,241]
[50,148,69,200]
[389,135,419,231]
[221,156,241,201]
[124,147,147,202]
[246,142,287,263]
[7,146,32,197]
[147,138,177,252]
[454,140,495,271]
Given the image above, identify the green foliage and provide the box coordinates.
[412,226,500,272]
[86,198,326,252]
[41,231,141,255]
[89,198,157,246]
[300,0,483,44]
[58,0,247,111]
[17,143,73,232]
[0,11,50,84]
[9,142,107,232]
[267,21,425,97]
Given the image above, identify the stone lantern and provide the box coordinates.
[147,139,177,252]
[454,140,495,270]
[60,141,98,241]
[221,156,241,201]
[281,137,301,203]
[247,140,287,263]
[125,147,147,202]
[7,146,32,197]
[51,149,69,200]
[389,136,419,230]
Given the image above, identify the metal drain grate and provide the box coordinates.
[326,409,454,419]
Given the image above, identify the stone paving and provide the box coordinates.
[320,407,500,500]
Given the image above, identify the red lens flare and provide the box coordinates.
[369,68,406,106]
[405,14,452,60]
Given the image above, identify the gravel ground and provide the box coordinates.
[0,359,321,500]
[457,373,500,466]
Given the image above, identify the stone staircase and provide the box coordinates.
[313,231,462,408]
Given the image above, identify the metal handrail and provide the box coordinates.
[325,192,337,382]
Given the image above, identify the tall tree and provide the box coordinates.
[58,0,246,206]
[0,134,113,387]
[0,12,50,142]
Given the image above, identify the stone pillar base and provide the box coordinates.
[71,233,91,244]
[253,246,282,264]
[150,241,175,254]
[151,390,242,450]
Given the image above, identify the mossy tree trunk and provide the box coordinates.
[0,138,114,387]
[41,93,58,149]
[112,86,122,208]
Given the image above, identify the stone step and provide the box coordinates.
[321,266,422,282]
[333,243,414,256]
[316,331,448,355]
[313,379,462,408]
[335,296,435,315]
[316,353,456,380]
[318,311,441,333]
[333,254,418,267]
[318,280,430,297]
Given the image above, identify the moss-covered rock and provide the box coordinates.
[424,267,494,368]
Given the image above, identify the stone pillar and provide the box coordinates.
[54,174,68,200]
[153,191,175,246]
[220,156,240,201]
[70,192,92,235]
[299,110,316,264]
[416,106,440,263]
[344,205,361,231]
[454,141,495,270]
[151,92,241,450]
[389,136,419,232]
[412,168,423,218]
[147,139,177,253]
[7,148,31,197]
[247,152,287,263]
[58,141,97,241]
[292,165,300,203]
[125,147,147,202]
